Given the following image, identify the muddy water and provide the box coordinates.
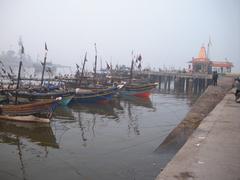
[0,93,196,180]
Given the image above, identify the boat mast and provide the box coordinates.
[40,42,48,86]
[129,51,134,84]
[207,36,212,60]
[79,52,87,86]
[15,61,22,104]
[15,43,24,104]
[93,43,97,84]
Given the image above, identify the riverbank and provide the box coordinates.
[156,76,240,179]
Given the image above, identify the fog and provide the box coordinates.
[0,0,239,72]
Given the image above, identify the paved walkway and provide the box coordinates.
[156,89,240,180]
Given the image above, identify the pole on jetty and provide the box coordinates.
[40,43,48,86]
[158,76,161,90]
[79,52,87,86]
[167,76,171,91]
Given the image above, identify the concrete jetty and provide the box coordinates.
[156,89,240,180]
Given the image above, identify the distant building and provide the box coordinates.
[189,46,212,74]
[211,59,233,73]
[189,45,233,74]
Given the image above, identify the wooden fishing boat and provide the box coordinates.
[120,83,157,97]
[11,90,74,106]
[0,99,60,123]
[71,87,118,103]
[118,53,157,98]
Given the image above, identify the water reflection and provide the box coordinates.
[0,121,59,180]
[70,102,120,119]
[0,121,58,148]
[0,93,192,180]
[51,97,156,146]
[53,106,75,121]
[120,96,155,110]
[127,102,140,136]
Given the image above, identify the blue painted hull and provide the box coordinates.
[71,87,117,104]
[71,92,113,103]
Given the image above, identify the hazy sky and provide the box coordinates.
[0,0,239,72]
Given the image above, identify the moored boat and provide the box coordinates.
[118,52,157,98]
[71,86,118,103]
[120,83,157,97]
[10,90,74,106]
[0,99,60,123]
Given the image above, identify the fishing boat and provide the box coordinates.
[69,50,120,103]
[119,53,157,97]
[8,43,74,105]
[120,83,157,97]
[11,90,74,106]
[71,86,118,103]
[0,99,60,123]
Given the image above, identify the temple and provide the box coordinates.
[189,45,233,74]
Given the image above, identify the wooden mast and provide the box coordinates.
[129,51,134,84]
[93,43,97,85]
[79,52,87,86]
[40,43,48,86]
[15,61,22,104]
[15,43,24,104]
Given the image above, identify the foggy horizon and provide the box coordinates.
[0,0,239,72]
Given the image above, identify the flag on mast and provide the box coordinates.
[45,42,48,51]
[84,52,87,62]
[18,37,24,55]
[138,63,142,69]
[44,42,48,59]
[207,36,212,60]
[138,54,142,61]
[21,44,24,54]
[106,61,110,70]
[208,36,212,47]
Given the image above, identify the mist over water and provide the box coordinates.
[0,0,239,71]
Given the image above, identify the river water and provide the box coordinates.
[0,92,196,180]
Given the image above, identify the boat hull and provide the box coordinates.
[71,87,117,103]
[0,115,50,123]
[121,91,150,98]
[11,91,74,106]
[120,83,156,98]
[0,99,59,118]
[59,95,74,106]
